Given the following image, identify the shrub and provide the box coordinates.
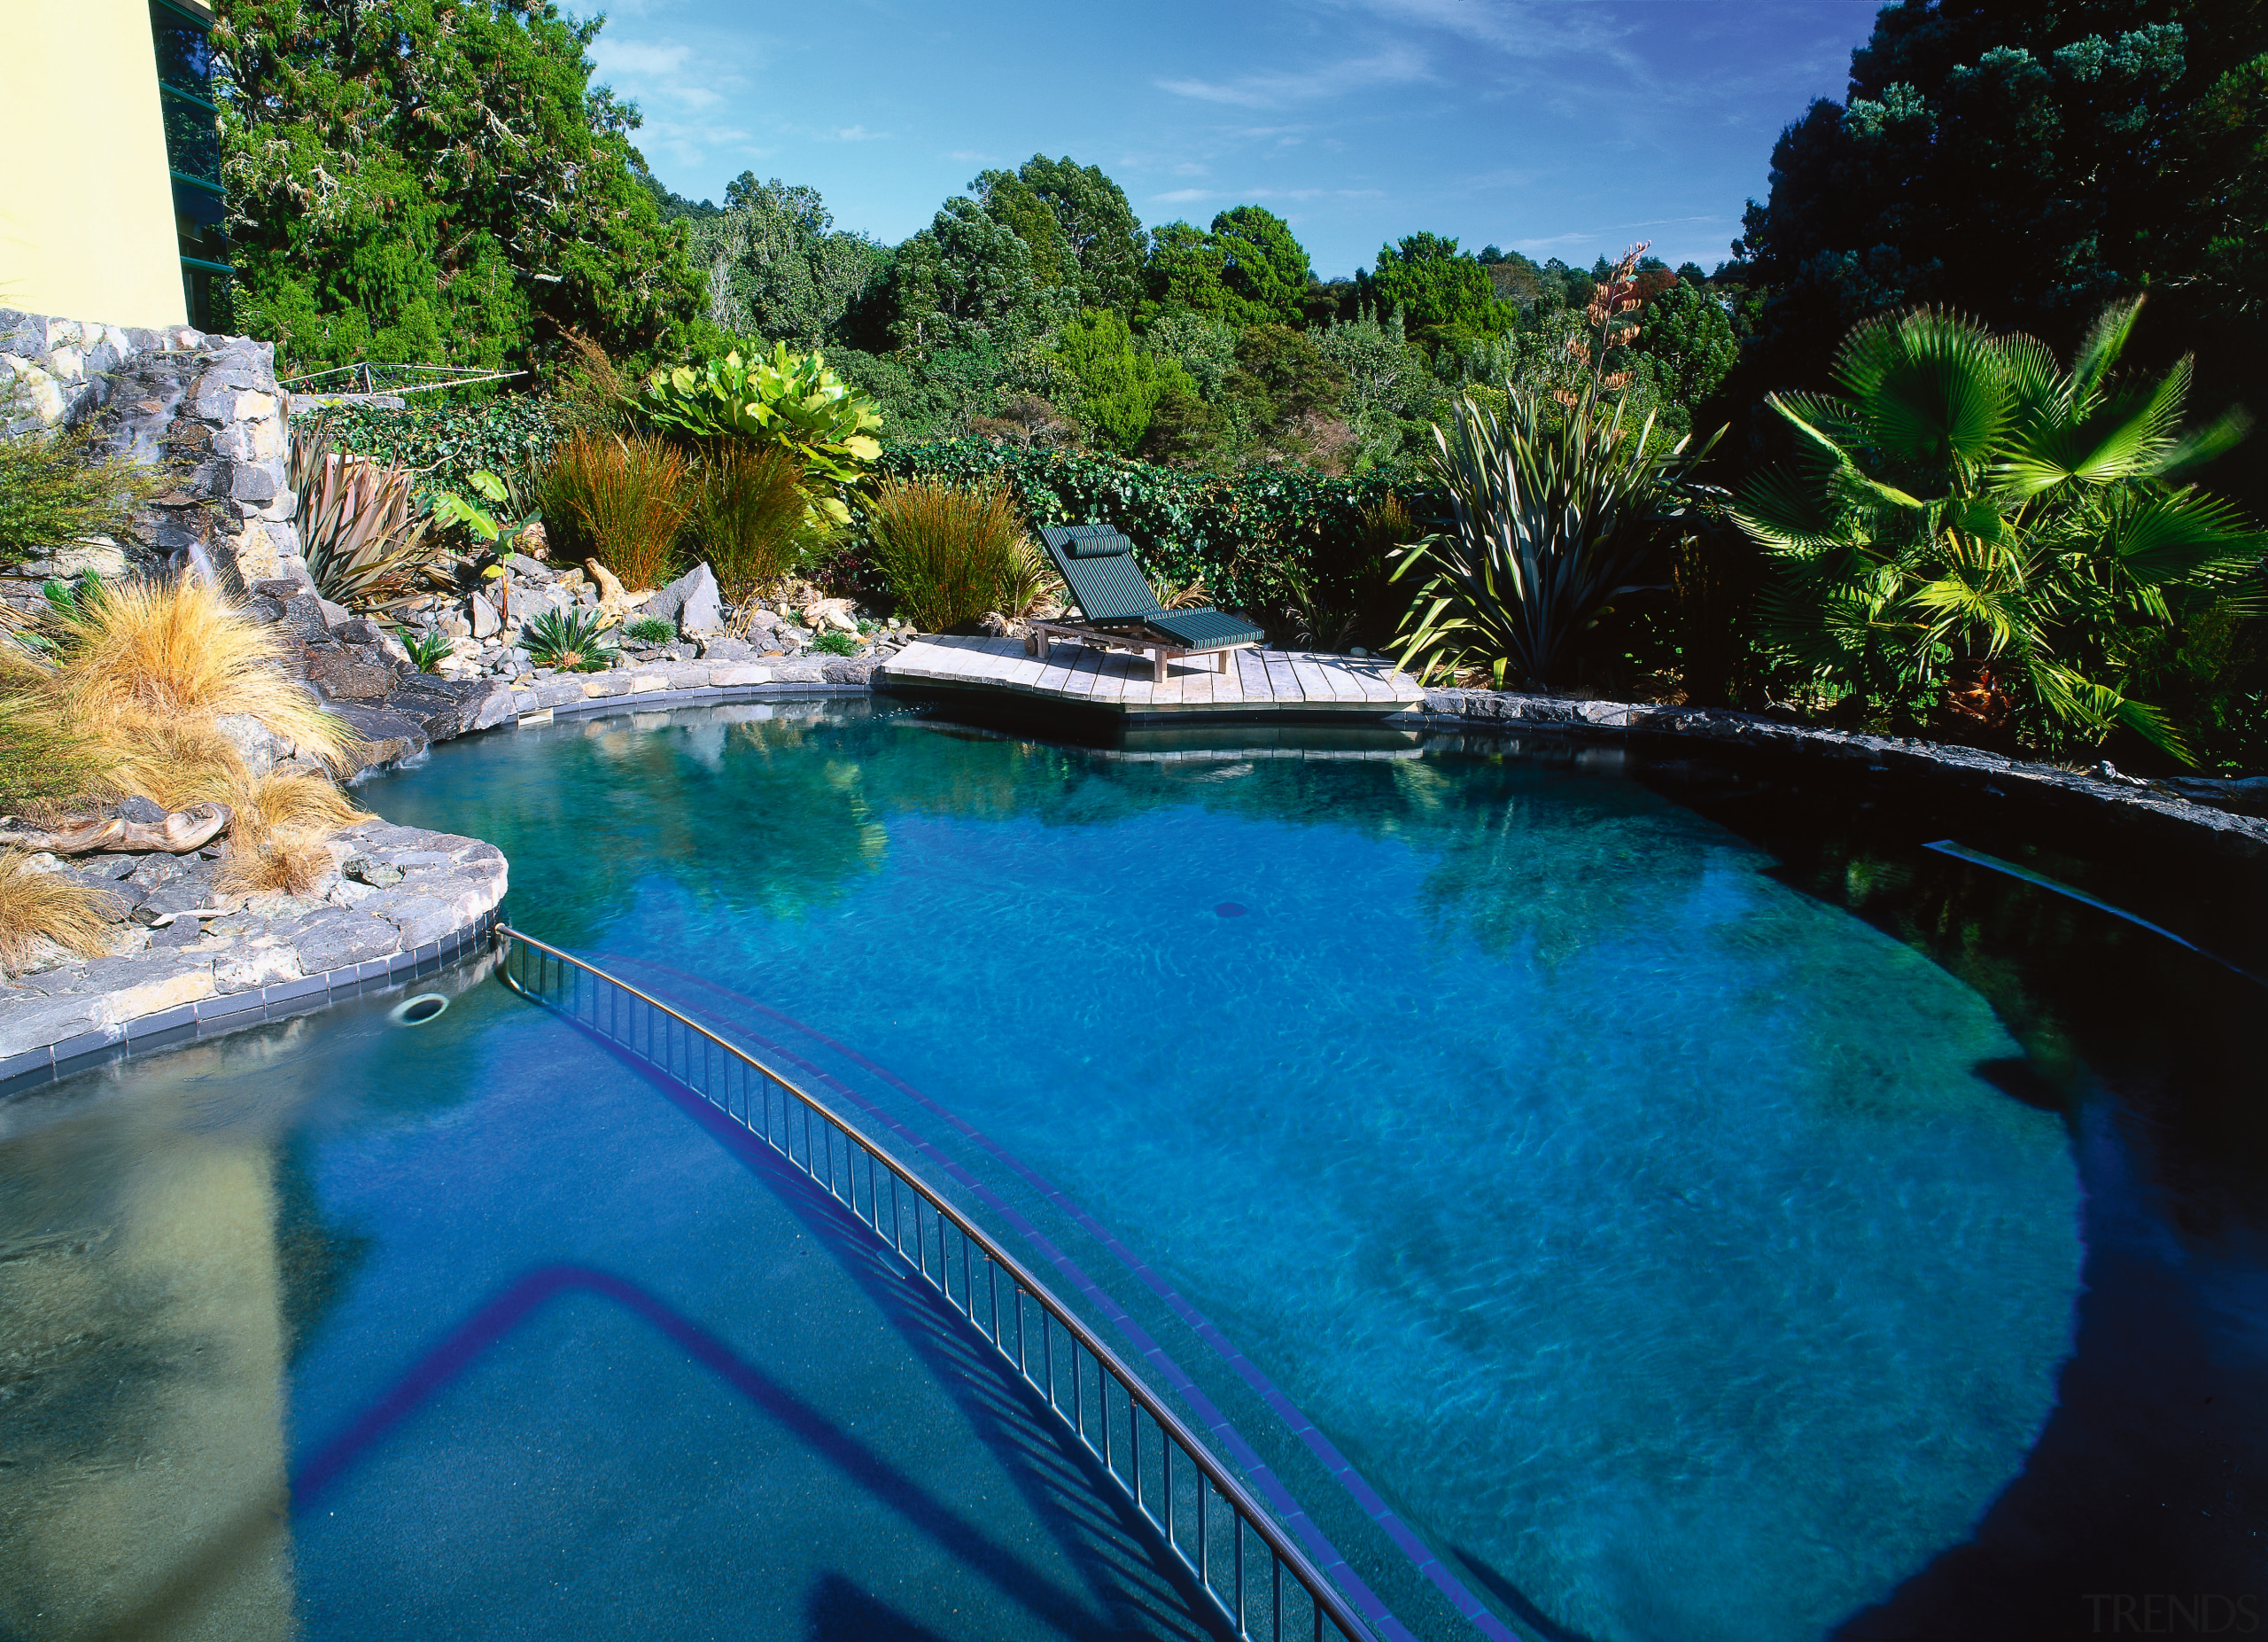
[687,444,815,603]
[866,478,1031,632]
[0,381,162,571]
[624,616,677,645]
[1734,300,2268,761]
[289,414,446,611]
[866,439,1418,620]
[521,608,617,671]
[629,342,882,523]
[812,628,858,656]
[0,849,109,976]
[534,431,695,590]
[316,393,562,508]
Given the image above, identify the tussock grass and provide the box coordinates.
[0,849,110,977]
[867,479,1034,632]
[536,432,695,591]
[51,577,354,769]
[216,772,367,897]
[688,443,815,603]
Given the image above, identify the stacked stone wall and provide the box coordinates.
[1,309,304,613]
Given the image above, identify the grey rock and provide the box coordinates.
[124,854,188,892]
[305,643,400,702]
[820,657,876,685]
[344,854,404,888]
[470,590,500,638]
[505,552,552,580]
[134,868,222,926]
[328,704,430,770]
[698,636,755,662]
[114,796,167,824]
[291,909,403,973]
[674,563,724,635]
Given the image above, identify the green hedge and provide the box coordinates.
[862,440,1426,615]
[313,393,564,504]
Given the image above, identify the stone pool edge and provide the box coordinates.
[0,825,507,1095]
[1412,687,2268,862]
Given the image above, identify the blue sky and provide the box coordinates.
[583,0,1883,280]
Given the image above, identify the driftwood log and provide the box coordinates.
[0,802,233,855]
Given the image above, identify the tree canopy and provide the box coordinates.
[215,0,705,374]
[1353,234,1518,342]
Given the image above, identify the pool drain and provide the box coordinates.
[391,993,449,1026]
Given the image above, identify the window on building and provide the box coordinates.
[149,0,229,330]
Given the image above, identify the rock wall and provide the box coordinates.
[1,310,303,615]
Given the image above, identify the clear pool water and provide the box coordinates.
[4,698,2261,1642]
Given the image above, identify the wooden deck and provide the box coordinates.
[880,634,1425,720]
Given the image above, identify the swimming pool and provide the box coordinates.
[4,698,2260,1642]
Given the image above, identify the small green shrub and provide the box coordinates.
[0,385,161,571]
[534,431,695,591]
[521,608,617,672]
[400,629,454,673]
[630,342,882,521]
[624,616,677,644]
[812,628,858,657]
[687,443,820,603]
[866,478,1031,632]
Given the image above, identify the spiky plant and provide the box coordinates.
[1392,384,1718,689]
[534,431,695,590]
[400,628,454,673]
[1733,299,2267,758]
[521,608,617,672]
[687,443,819,603]
[623,616,677,645]
[290,413,445,611]
[866,479,1032,633]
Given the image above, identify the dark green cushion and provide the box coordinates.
[1044,524,1133,558]
[1143,608,1265,649]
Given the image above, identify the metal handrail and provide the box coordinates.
[495,924,1374,1642]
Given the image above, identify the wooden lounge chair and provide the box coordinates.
[1029,525,1265,682]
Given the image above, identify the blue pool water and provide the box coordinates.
[6,698,2260,1642]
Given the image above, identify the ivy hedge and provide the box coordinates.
[315,393,563,503]
[863,440,1430,614]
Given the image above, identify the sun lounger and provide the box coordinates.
[1029,525,1265,682]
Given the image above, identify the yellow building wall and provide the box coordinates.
[0,0,190,328]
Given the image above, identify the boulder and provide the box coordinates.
[470,590,500,638]
[698,636,755,662]
[328,703,430,770]
[304,642,400,703]
[675,564,724,635]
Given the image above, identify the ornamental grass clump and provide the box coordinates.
[866,478,1032,633]
[687,443,819,603]
[214,771,369,898]
[0,849,110,977]
[535,431,695,591]
[289,415,445,611]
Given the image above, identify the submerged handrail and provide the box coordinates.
[495,924,1374,1642]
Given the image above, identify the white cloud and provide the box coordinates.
[827,124,890,142]
[1159,44,1431,108]
[586,38,695,79]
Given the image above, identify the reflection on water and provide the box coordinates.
[0,1029,313,1641]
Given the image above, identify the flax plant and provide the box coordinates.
[867,479,1034,632]
[1392,383,1718,689]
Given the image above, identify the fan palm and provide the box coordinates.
[1391,383,1719,689]
[1734,300,2264,758]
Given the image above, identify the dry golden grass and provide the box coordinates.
[0,849,110,977]
[211,771,370,897]
[51,578,355,769]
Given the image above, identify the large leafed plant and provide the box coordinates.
[632,342,882,524]
[1733,300,2265,758]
